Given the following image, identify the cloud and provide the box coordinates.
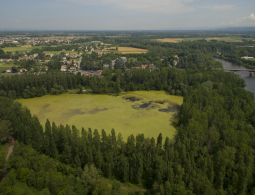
[202,4,234,11]
[61,0,195,14]
[223,13,255,26]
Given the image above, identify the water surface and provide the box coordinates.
[214,58,255,95]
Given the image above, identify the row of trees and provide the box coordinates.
[0,141,141,195]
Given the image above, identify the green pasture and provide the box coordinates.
[17,91,183,141]
[2,46,42,53]
[43,50,79,54]
[0,62,16,73]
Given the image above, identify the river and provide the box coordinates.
[214,58,255,95]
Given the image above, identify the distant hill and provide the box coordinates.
[216,26,255,31]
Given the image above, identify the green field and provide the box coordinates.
[0,62,16,73]
[43,50,79,54]
[17,91,183,141]
[2,46,42,53]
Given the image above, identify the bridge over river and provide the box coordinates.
[215,68,255,76]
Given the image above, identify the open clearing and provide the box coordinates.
[152,37,253,43]
[105,47,148,54]
[17,91,182,141]
[43,50,79,54]
[0,62,16,73]
[2,46,42,53]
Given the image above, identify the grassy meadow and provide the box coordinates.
[0,62,16,73]
[2,46,42,53]
[101,47,148,54]
[17,91,183,141]
[43,50,79,54]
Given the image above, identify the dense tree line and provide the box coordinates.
[0,72,90,99]
[1,141,139,195]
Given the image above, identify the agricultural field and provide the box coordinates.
[152,37,255,43]
[17,91,183,141]
[103,47,148,54]
[2,46,42,53]
[43,50,79,54]
[0,62,16,73]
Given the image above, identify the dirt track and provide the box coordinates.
[0,137,15,183]
[6,137,14,161]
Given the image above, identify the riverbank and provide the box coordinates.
[214,58,255,96]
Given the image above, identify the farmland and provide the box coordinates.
[17,91,183,141]
[101,47,148,54]
[43,50,79,54]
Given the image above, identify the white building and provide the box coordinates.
[241,56,254,60]
[61,65,66,71]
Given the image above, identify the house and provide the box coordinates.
[141,64,148,69]
[61,65,66,71]
[45,53,54,57]
[70,66,76,71]
[112,60,116,66]
[121,57,127,63]
[103,64,109,68]
[174,55,179,58]
[6,69,11,73]
[41,66,48,71]
[241,56,254,60]
[173,60,178,66]
[149,65,157,69]
[20,68,27,72]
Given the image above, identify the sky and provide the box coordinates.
[0,0,255,30]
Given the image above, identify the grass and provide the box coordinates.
[2,46,42,53]
[103,47,148,54]
[0,62,16,73]
[43,50,79,54]
[16,91,183,141]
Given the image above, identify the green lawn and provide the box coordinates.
[43,50,79,54]
[0,62,16,73]
[2,46,42,53]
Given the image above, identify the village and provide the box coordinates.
[0,36,182,76]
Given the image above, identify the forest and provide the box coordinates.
[0,31,255,195]
[0,63,255,194]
